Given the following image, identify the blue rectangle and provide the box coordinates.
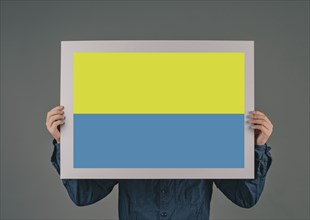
[73,114,244,168]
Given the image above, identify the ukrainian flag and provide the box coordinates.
[73,52,245,168]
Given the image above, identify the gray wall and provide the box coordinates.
[1,1,309,219]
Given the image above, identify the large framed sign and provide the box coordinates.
[60,40,254,179]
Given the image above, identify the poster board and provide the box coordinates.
[60,40,254,179]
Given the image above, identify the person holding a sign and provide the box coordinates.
[46,105,273,220]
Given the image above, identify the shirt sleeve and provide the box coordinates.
[213,144,272,208]
[50,139,119,206]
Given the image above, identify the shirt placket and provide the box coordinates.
[159,180,170,219]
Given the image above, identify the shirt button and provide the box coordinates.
[161,189,166,194]
[160,212,168,217]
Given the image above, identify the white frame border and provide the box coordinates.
[60,40,254,179]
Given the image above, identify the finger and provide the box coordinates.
[252,111,265,116]
[47,114,65,128]
[47,110,64,122]
[249,119,271,130]
[250,114,266,121]
[51,119,65,131]
[250,113,272,125]
[246,111,264,119]
[49,105,64,114]
[252,111,271,123]
[46,107,64,123]
[47,105,64,119]
[50,120,63,139]
[251,124,271,136]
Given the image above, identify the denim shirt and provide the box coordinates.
[51,139,272,220]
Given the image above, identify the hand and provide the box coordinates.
[249,111,273,146]
[46,105,65,144]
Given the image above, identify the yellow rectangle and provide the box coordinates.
[73,52,244,114]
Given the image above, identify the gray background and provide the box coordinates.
[1,0,309,219]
